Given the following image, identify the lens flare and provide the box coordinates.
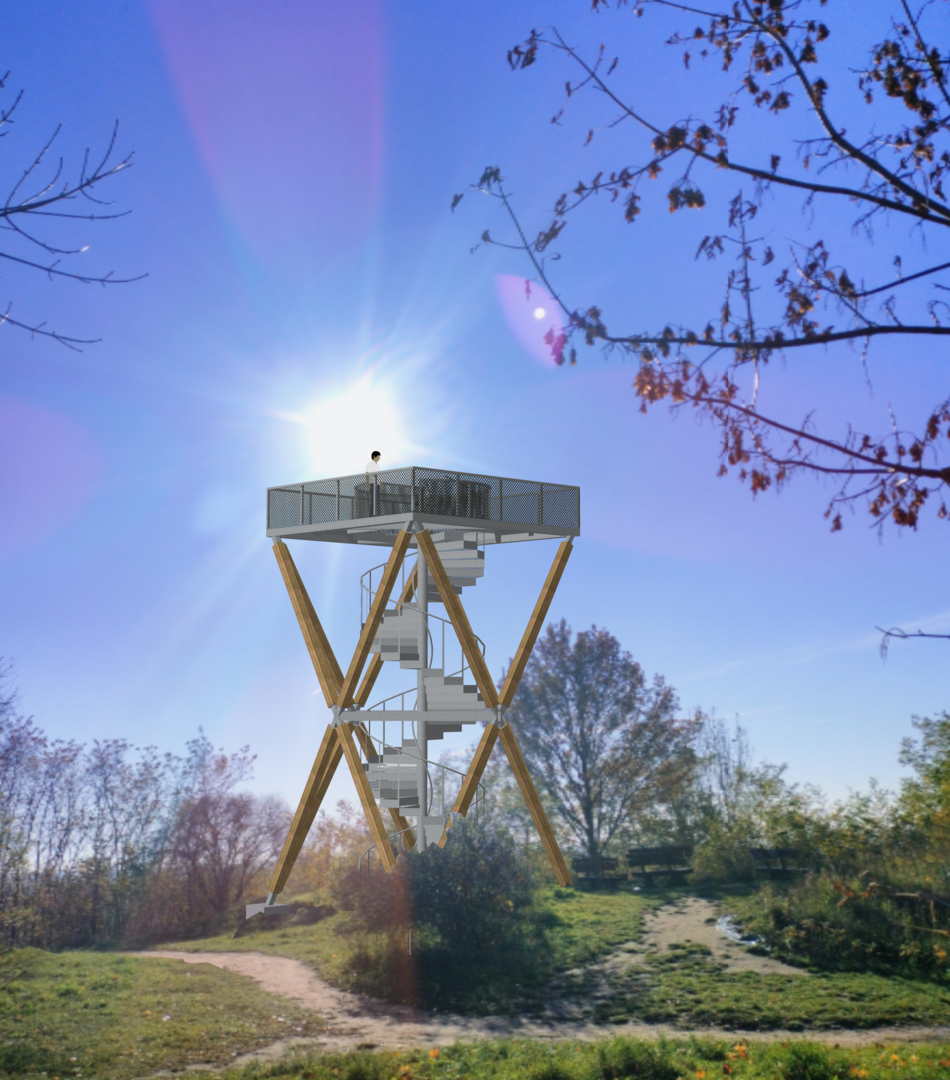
[496,275,563,366]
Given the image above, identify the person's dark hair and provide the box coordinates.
[371,451,381,460]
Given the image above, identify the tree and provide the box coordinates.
[0,70,139,348]
[897,710,950,841]
[501,620,700,857]
[462,0,950,531]
[159,734,286,926]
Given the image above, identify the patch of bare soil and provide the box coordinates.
[642,896,807,976]
[130,903,949,1069]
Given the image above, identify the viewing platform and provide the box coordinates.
[266,466,580,546]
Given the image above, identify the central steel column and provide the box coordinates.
[415,548,429,850]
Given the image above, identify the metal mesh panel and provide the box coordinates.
[268,487,304,528]
[413,469,491,520]
[302,479,339,525]
[499,476,540,527]
[538,486,580,530]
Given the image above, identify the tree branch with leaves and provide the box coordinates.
[457,0,950,530]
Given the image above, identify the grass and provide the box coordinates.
[0,946,323,1079]
[635,947,950,1030]
[160,1035,950,1080]
[161,905,387,994]
[541,885,662,969]
[158,885,950,1032]
[161,885,660,1009]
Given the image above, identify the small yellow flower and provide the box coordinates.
[429,1048,440,1059]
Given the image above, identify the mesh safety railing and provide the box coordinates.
[267,466,580,532]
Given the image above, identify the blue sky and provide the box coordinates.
[1,0,947,818]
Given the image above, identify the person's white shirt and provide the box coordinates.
[365,459,380,477]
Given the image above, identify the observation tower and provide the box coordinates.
[248,466,580,918]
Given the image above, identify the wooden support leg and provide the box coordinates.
[499,539,573,707]
[273,541,343,706]
[416,530,499,709]
[352,722,416,850]
[267,725,343,897]
[338,530,412,709]
[354,566,418,708]
[498,724,573,887]
[437,723,498,848]
[337,721,397,872]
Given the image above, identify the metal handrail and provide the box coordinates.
[354,724,487,883]
[365,656,487,712]
[360,554,418,627]
[359,559,486,709]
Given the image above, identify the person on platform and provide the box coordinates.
[365,451,381,515]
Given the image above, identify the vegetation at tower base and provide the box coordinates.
[498,621,702,859]
[328,819,549,1011]
[0,72,140,349]
[459,0,950,532]
[4,657,950,1011]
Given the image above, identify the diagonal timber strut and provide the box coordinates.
[273,540,343,707]
[500,538,573,707]
[337,721,396,872]
[432,537,573,886]
[416,530,498,708]
[338,529,412,709]
[268,725,343,898]
[498,724,573,886]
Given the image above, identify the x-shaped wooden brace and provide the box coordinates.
[265,528,574,902]
[418,532,575,887]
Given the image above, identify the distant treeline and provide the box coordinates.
[0,660,287,948]
[2,638,948,970]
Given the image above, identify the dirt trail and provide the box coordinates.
[642,895,808,976]
[130,899,950,1065]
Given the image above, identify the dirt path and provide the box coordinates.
[642,895,808,976]
[130,900,950,1064]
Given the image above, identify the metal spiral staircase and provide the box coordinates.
[356,536,490,868]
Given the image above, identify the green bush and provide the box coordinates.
[329,820,550,1009]
[733,871,950,980]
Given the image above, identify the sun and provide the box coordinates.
[264,354,455,482]
[297,378,407,476]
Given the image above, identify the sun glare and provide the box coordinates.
[533,307,546,320]
[298,376,415,477]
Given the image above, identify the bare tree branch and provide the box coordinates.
[0,77,140,349]
[878,626,950,659]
